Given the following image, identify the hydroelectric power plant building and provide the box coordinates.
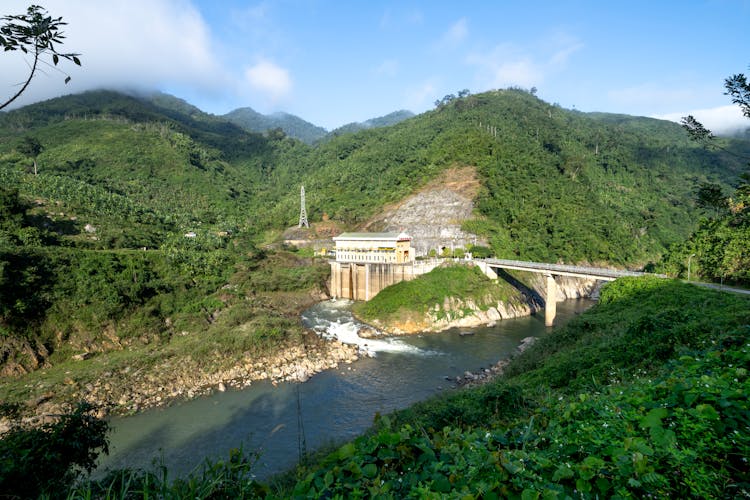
[330,232,440,301]
[332,232,414,264]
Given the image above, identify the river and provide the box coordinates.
[94,298,593,480]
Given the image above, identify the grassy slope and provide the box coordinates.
[354,265,524,324]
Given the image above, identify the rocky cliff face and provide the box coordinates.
[362,166,486,256]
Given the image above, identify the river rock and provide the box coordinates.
[357,326,381,338]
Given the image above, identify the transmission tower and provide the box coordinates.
[298,185,309,228]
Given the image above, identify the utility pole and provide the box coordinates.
[298,185,309,228]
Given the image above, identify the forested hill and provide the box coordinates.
[257,89,748,264]
[223,107,328,144]
[328,110,415,137]
[1,88,747,263]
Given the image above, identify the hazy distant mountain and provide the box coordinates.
[223,107,328,144]
[329,110,415,137]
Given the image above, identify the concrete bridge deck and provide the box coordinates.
[330,257,668,327]
[483,258,653,281]
[481,258,665,326]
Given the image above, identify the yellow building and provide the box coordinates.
[333,232,413,264]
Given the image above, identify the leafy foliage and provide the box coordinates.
[285,278,750,498]
[0,402,109,498]
[0,5,81,110]
[224,107,328,144]
[656,176,750,285]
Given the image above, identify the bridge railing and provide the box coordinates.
[483,258,659,280]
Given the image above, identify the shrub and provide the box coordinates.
[0,402,109,498]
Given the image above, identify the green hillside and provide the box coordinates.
[0,87,747,384]
[223,107,328,144]
[2,88,746,259]
[257,89,747,264]
[328,109,415,137]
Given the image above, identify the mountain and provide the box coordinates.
[223,107,327,144]
[254,90,748,264]
[2,88,748,261]
[328,110,415,137]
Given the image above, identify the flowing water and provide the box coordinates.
[95,299,593,480]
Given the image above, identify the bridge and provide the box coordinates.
[480,258,662,326]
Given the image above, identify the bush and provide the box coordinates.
[0,402,109,498]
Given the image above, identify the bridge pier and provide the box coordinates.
[545,274,557,327]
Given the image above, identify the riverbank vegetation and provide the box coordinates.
[37,277,746,497]
[353,264,524,326]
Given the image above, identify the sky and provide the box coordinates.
[1,0,749,132]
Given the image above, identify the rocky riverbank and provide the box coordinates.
[3,322,359,432]
[452,336,538,387]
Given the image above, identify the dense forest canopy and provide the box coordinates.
[1,88,747,261]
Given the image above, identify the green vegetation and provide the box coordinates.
[223,107,328,144]
[328,109,415,137]
[44,278,748,498]
[0,402,108,499]
[354,265,521,323]
[0,85,745,402]
[657,175,750,286]
[285,278,750,498]
[0,85,748,496]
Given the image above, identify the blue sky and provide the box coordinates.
[2,1,749,132]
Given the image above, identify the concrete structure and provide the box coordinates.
[483,258,662,326]
[333,232,414,264]
[330,260,442,301]
[331,231,434,300]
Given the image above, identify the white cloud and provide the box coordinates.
[404,80,438,111]
[380,7,423,30]
[549,41,584,67]
[654,105,748,135]
[466,37,580,91]
[0,0,230,109]
[243,59,292,101]
[466,44,542,89]
[440,18,468,47]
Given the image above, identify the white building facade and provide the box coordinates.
[332,232,413,264]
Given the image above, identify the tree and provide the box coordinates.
[724,73,750,118]
[17,135,43,175]
[681,65,750,156]
[0,402,109,498]
[694,181,726,216]
[0,4,81,110]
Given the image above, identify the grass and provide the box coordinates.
[353,264,522,323]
